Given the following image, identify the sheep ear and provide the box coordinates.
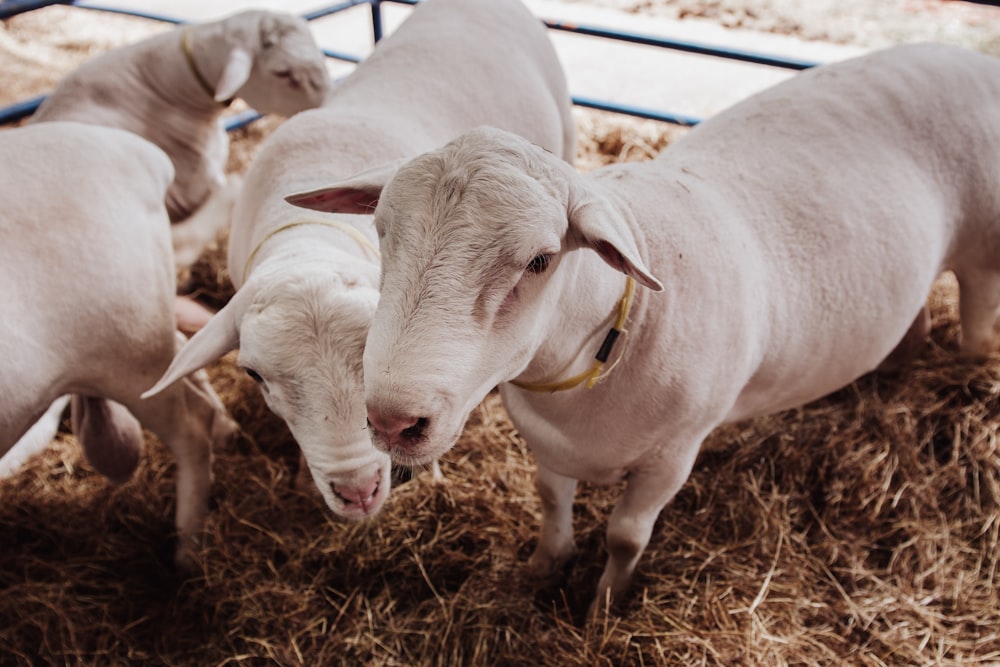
[568,198,664,292]
[142,286,253,398]
[284,159,405,214]
[214,47,253,102]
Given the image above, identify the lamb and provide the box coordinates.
[287,43,1000,614]
[30,8,330,269]
[143,0,575,520]
[0,121,235,568]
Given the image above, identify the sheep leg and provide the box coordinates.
[527,462,578,579]
[126,368,234,571]
[957,269,1000,358]
[589,448,700,618]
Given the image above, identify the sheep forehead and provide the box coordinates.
[378,139,565,277]
[228,9,297,30]
[226,10,313,52]
[264,15,315,50]
[259,10,307,30]
[241,279,371,385]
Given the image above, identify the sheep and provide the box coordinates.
[0,121,235,569]
[143,0,575,521]
[30,8,330,269]
[287,43,1000,615]
[4,9,329,476]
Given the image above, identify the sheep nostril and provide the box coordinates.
[402,417,428,440]
[331,476,380,508]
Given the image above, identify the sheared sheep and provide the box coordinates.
[0,121,235,568]
[289,43,1000,614]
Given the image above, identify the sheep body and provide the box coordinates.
[297,43,1000,612]
[0,122,235,568]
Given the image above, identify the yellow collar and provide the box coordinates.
[182,26,231,107]
[510,276,636,393]
[241,219,380,284]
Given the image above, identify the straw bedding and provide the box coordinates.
[1,5,1000,666]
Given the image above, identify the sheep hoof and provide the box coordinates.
[173,534,203,575]
[526,544,574,581]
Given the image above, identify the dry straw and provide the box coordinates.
[2,6,1000,666]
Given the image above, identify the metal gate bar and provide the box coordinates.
[0,0,821,128]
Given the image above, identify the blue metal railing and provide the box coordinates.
[542,19,818,70]
[0,0,71,16]
[0,0,821,128]
[542,17,818,126]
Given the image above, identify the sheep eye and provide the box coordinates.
[245,368,263,383]
[526,253,552,274]
[274,69,302,89]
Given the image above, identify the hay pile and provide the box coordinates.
[2,5,1000,666]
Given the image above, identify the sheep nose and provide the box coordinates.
[331,475,380,510]
[367,408,429,453]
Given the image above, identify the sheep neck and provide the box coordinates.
[242,219,380,284]
[510,276,636,393]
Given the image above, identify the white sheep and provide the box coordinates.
[30,8,330,269]
[2,9,329,477]
[144,0,575,520]
[288,43,1000,614]
[0,121,235,568]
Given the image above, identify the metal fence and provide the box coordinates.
[0,0,821,129]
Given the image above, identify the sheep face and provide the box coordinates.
[226,11,329,117]
[236,275,390,519]
[358,130,578,465]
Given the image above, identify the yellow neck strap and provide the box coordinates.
[241,219,380,284]
[510,276,636,393]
